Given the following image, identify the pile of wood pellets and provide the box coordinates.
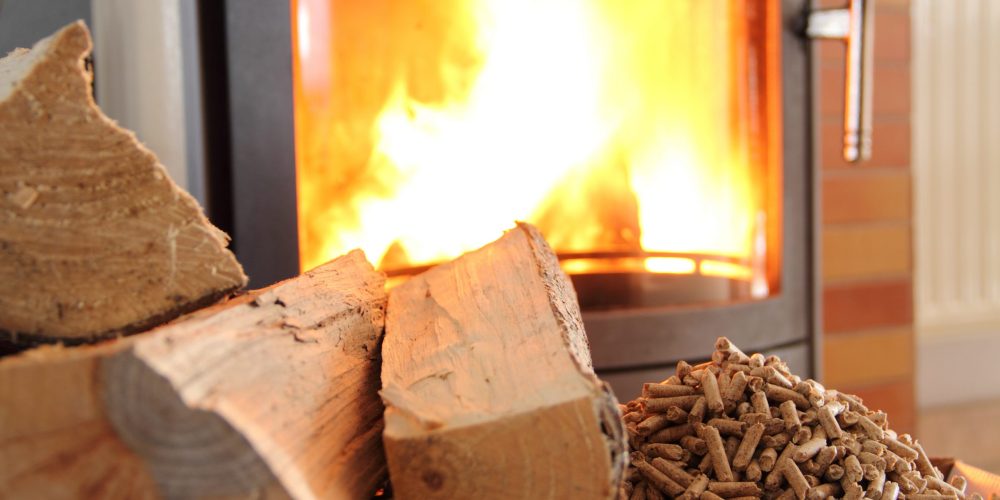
[618,337,979,500]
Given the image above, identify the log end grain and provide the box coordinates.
[381,223,626,499]
[0,250,387,499]
[0,21,246,344]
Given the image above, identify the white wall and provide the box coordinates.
[912,0,1000,407]
[90,0,204,201]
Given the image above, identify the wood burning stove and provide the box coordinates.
[205,0,818,398]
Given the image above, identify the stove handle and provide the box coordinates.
[807,0,874,163]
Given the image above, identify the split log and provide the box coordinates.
[0,250,387,499]
[0,21,245,345]
[380,223,627,499]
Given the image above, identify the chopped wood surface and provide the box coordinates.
[381,223,627,499]
[0,250,387,499]
[0,21,246,344]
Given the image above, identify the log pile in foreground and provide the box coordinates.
[0,21,245,345]
[0,250,387,499]
[380,223,627,499]
[619,337,980,500]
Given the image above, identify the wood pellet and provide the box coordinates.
[618,337,980,500]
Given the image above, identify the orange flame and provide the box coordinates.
[292,0,780,291]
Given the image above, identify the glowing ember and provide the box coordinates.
[292,0,780,291]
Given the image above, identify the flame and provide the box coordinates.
[292,0,780,289]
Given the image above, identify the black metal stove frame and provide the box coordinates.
[205,0,818,398]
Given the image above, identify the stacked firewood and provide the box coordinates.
[619,337,979,500]
[1,22,395,498]
[0,23,626,499]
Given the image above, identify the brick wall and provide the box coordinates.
[817,0,915,433]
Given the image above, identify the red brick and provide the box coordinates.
[823,329,913,388]
[874,8,911,62]
[817,0,909,9]
[822,171,911,224]
[877,0,910,8]
[822,224,911,282]
[817,0,914,439]
[818,42,845,65]
[823,280,913,333]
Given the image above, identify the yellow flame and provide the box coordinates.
[701,260,752,281]
[292,0,779,284]
[646,257,698,275]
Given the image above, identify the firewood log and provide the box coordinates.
[380,223,627,499]
[0,250,387,499]
[0,21,245,345]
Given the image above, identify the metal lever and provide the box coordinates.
[807,0,874,163]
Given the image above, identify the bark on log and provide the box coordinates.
[0,250,387,499]
[380,223,627,499]
[0,21,245,344]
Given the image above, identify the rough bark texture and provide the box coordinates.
[0,250,388,499]
[381,223,627,499]
[0,21,246,344]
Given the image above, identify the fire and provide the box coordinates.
[292,0,780,291]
